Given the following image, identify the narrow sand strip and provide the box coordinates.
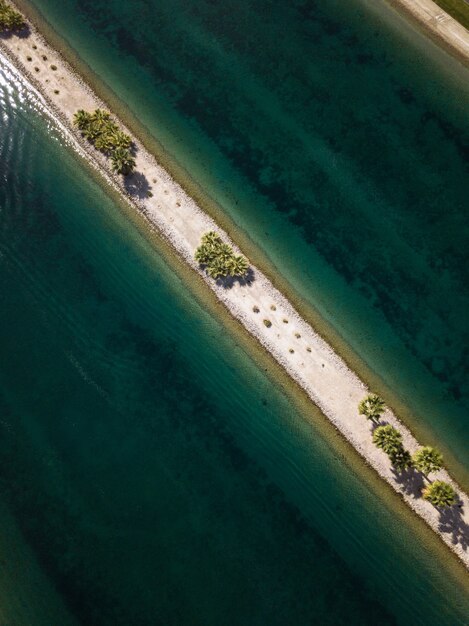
[1,6,469,569]
[386,0,469,65]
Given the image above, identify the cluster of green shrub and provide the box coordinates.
[195,231,249,279]
[73,109,135,176]
[0,0,25,31]
[360,394,458,508]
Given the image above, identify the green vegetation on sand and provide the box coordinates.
[195,231,250,279]
[372,424,413,472]
[362,399,457,496]
[423,481,458,508]
[388,447,413,473]
[0,0,25,31]
[358,394,385,422]
[412,447,444,478]
[73,109,135,175]
[372,425,402,455]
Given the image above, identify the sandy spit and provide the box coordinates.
[1,3,469,570]
[385,0,469,67]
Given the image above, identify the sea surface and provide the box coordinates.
[1,0,469,624]
[21,0,469,483]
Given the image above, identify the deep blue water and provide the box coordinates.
[24,0,469,481]
[1,54,469,624]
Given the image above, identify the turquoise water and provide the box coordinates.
[1,56,469,624]
[24,0,469,480]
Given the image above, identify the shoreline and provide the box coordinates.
[2,4,469,572]
[384,0,469,68]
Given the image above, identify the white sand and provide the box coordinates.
[1,3,469,570]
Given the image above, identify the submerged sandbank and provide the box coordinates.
[1,1,469,572]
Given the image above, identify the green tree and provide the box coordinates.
[412,447,443,478]
[372,425,402,455]
[73,108,135,175]
[422,481,457,508]
[111,148,135,176]
[358,394,385,422]
[195,243,216,266]
[231,255,249,277]
[201,231,222,246]
[73,109,91,130]
[206,255,229,279]
[389,446,413,472]
[195,232,249,279]
[112,130,132,150]
[91,109,111,124]
[0,1,26,32]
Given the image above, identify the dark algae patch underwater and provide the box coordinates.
[22,0,469,487]
[2,55,469,624]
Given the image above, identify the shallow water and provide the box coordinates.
[23,0,469,482]
[1,55,469,624]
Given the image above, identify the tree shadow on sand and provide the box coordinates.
[124,171,151,200]
[438,505,469,551]
[368,420,469,551]
[391,467,425,498]
[0,25,31,40]
[215,267,255,289]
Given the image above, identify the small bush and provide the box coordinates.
[289,348,294,354]
[283,318,288,324]
[51,64,57,71]
[252,306,260,313]
[306,347,312,353]
[270,304,276,311]
[26,56,32,61]
[295,332,301,338]
[147,191,153,198]
[34,67,39,72]
[263,319,272,328]
[54,89,59,94]
[42,55,47,60]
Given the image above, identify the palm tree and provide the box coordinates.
[422,481,457,508]
[94,133,114,154]
[358,394,385,422]
[0,3,25,31]
[195,232,249,280]
[231,255,249,277]
[73,109,91,131]
[389,446,413,472]
[412,447,443,479]
[91,109,111,124]
[372,425,402,454]
[207,256,229,279]
[112,131,132,150]
[201,231,222,246]
[195,243,212,265]
[111,148,135,176]
[82,123,102,142]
